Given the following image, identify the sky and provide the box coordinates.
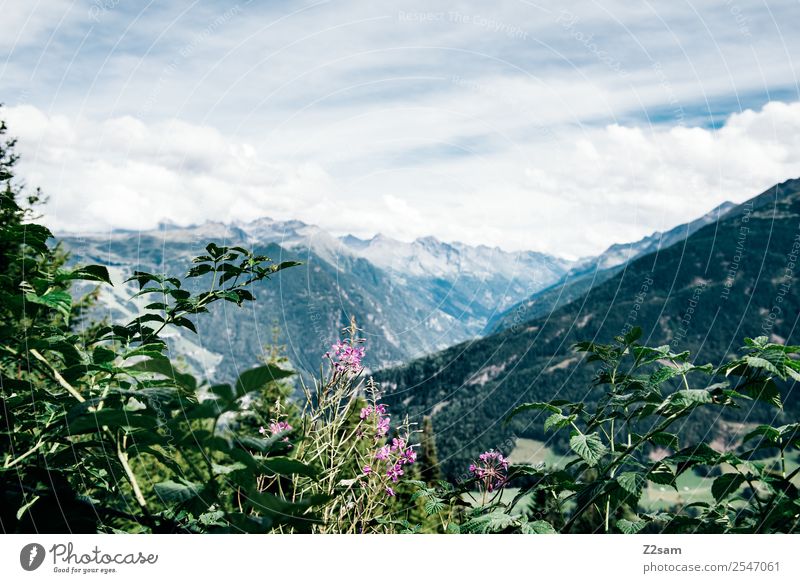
[2,0,800,258]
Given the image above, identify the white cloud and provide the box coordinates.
[2,1,800,257]
[5,100,800,258]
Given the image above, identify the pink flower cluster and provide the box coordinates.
[359,404,416,497]
[469,450,509,493]
[259,421,293,441]
[360,404,390,436]
[325,339,366,375]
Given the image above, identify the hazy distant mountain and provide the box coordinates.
[378,180,800,477]
[486,200,737,333]
[59,218,571,381]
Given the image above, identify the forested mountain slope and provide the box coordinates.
[379,179,800,477]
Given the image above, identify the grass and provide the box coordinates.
[640,451,800,511]
[506,438,567,468]
[505,439,800,513]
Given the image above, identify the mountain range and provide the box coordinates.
[58,218,570,381]
[485,200,737,334]
[377,179,800,477]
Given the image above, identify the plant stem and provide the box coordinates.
[4,438,45,469]
[117,435,149,512]
[29,349,85,402]
[562,413,679,533]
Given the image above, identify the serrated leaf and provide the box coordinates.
[461,511,518,534]
[739,378,783,409]
[424,498,445,515]
[649,431,679,449]
[711,473,745,502]
[617,472,646,496]
[744,355,781,376]
[25,290,72,318]
[617,518,646,534]
[523,519,557,534]
[742,424,780,445]
[569,432,607,467]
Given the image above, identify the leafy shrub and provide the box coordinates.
[416,328,800,533]
[0,116,331,532]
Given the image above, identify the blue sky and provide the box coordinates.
[2,0,800,257]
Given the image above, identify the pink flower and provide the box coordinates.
[385,486,395,497]
[469,450,509,493]
[391,437,406,452]
[269,421,293,435]
[375,445,391,461]
[327,340,366,375]
[363,465,372,475]
[377,416,390,436]
[400,447,417,465]
[258,426,267,435]
[387,464,404,482]
[359,406,372,419]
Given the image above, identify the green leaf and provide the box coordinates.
[154,480,203,504]
[569,432,607,467]
[59,265,113,285]
[260,457,317,479]
[123,344,166,360]
[172,316,197,334]
[127,357,197,392]
[25,290,72,318]
[668,444,721,475]
[206,242,224,258]
[617,472,646,497]
[211,462,248,475]
[742,425,781,445]
[649,432,679,449]
[521,519,557,534]
[744,355,782,376]
[67,410,160,434]
[234,434,293,455]
[617,518,646,534]
[711,473,746,502]
[234,364,294,397]
[739,378,783,409]
[199,510,226,526]
[544,412,574,432]
[647,462,677,489]
[424,497,445,515]
[92,346,116,364]
[186,264,213,277]
[505,401,562,423]
[16,495,41,521]
[272,260,302,273]
[623,326,642,345]
[460,511,518,533]
[656,389,713,415]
